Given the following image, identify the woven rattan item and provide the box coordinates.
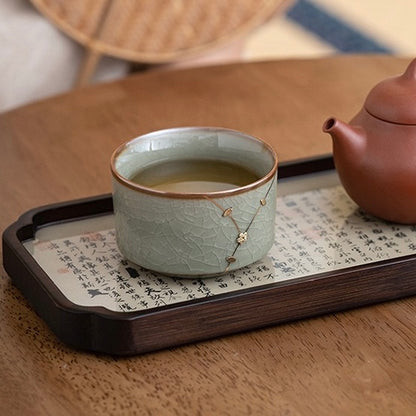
[30,0,289,86]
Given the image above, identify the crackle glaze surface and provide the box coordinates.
[113,176,277,276]
[111,127,277,276]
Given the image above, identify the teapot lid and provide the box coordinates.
[364,58,416,125]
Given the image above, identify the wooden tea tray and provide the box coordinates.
[3,156,416,355]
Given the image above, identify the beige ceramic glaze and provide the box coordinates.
[323,58,416,224]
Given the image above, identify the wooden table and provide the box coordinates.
[1,55,415,415]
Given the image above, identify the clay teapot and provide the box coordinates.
[323,58,416,224]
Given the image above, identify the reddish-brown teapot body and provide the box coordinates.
[323,58,416,224]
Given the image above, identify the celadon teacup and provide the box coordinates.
[110,127,277,277]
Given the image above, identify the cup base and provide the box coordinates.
[124,259,246,279]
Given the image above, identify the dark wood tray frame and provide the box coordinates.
[3,155,416,355]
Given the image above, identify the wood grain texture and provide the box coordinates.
[1,55,415,415]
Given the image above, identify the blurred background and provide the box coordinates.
[1,0,415,113]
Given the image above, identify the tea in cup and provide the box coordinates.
[111,127,277,277]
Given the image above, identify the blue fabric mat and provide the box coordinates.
[286,0,392,53]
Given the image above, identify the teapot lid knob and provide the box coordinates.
[364,58,416,125]
[403,58,416,80]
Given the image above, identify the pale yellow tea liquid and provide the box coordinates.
[130,159,260,192]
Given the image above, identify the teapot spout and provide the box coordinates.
[322,117,366,155]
